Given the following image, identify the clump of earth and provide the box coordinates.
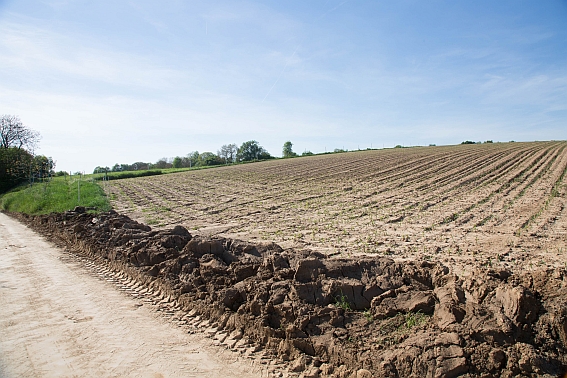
[16,209,567,377]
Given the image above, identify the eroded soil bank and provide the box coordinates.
[14,209,567,378]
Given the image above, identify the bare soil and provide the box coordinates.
[107,141,567,275]
[14,208,567,378]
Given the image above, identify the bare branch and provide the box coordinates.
[0,115,41,152]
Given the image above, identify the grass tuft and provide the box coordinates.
[335,291,352,311]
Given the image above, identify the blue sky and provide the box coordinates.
[1,1,566,172]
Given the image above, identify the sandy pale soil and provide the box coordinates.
[0,213,262,378]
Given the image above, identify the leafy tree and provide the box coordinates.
[0,147,33,192]
[0,149,55,191]
[33,155,55,180]
[218,143,238,164]
[0,115,40,151]
[186,151,199,167]
[198,152,222,166]
[0,116,47,192]
[301,151,314,156]
[237,140,271,162]
[172,156,183,168]
[282,141,297,158]
[93,166,110,174]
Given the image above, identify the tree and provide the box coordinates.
[198,152,222,166]
[172,156,183,168]
[132,162,150,170]
[0,115,40,151]
[0,115,45,192]
[186,151,199,167]
[93,166,110,174]
[282,141,297,158]
[154,158,171,169]
[0,147,33,192]
[32,155,55,180]
[237,140,271,162]
[218,143,238,164]
[0,148,55,192]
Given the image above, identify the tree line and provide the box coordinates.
[94,140,275,173]
[0,115,58,193]
[94,140,318,174]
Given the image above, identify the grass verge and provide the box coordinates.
[0,179,111,214]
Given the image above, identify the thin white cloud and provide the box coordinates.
[0,22,189,91]
[0,1,565,171]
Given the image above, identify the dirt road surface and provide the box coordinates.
[0,213,262,378]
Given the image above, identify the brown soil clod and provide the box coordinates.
[13,210,567,378]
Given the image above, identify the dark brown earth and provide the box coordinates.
[14,208,567,378]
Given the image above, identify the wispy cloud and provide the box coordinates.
[0,22,188,92]
[0,1,565,171]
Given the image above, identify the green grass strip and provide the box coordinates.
[0,178,110,214]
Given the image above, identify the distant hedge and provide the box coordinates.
[93,170,163,181]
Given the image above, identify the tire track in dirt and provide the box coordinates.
[0,213,274,378]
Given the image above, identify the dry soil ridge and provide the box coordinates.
[14,208,567,378]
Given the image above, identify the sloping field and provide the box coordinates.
[13,141,567,377]
[108,141,567,272]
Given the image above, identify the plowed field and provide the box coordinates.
[108,141,567,273]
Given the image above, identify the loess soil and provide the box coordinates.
[106,141,567,275]
[16,208,567,378]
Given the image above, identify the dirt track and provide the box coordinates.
[0,212,262,378]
